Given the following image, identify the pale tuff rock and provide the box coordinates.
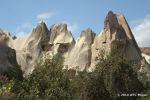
[104,11,142,61]
[141,47,150,56]
[90,11,142,70]
[9,22,50,75]
[0,11,149,77]
[0,30,11,44]
[49,24,75,44]
[64,28,96,70]
[142,53,150,64]
[116,14,142,61]
[12,23,75,75]
[47,24,75,55]
[0,31,21,77]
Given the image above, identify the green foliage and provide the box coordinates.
[71,70,111,100]
[0,75,15,100]
[0,64,23,100]
[70,50,145,100]
[3,65,23,80]
[1,51,146,100]
[12,54,74,99]
[93,50,145,99]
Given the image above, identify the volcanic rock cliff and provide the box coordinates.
[0,11,149,78]
[90,11,143,70]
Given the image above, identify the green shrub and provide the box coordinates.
[70,50,145,100]
[12,54,74,99]
[3,65,23,80]
[93,51,145,99]
[9,51,146,100]
[0,75,15,100]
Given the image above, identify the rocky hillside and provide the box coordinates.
[0,11,149,77]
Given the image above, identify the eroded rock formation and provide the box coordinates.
[64,28,96,70]
[0,30,22,79]
[0,11,149,78]
[90,11,142,70]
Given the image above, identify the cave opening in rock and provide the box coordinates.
[57,43,70,53]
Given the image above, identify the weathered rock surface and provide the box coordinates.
[9,22,50,75]
[0,11,149,77]
[0,43,17,73]
[0,30,22,79]
[64,28,96,70]
[90,11,142,70]
[47,24,75,55]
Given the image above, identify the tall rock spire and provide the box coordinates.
[0,11,147,76]
[90,11,142,70]
[64,28,96,70]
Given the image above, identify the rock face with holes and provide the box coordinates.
[90,11,143,70]
[47,24,75,55]
[0,11,149,77]
[8,22,50,75]
[7,23,75,76]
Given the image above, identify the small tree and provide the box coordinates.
[12,54,74,99]
[94,50,144,99]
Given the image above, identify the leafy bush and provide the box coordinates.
[93,51,145,99]
[0,75,15,100]
[0,64,23,99]
[3,65,23,80]
[12,54,74,99]
[2,51,146,100]
[70,50,145,100]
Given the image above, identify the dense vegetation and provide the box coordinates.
[0,52,149,100]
